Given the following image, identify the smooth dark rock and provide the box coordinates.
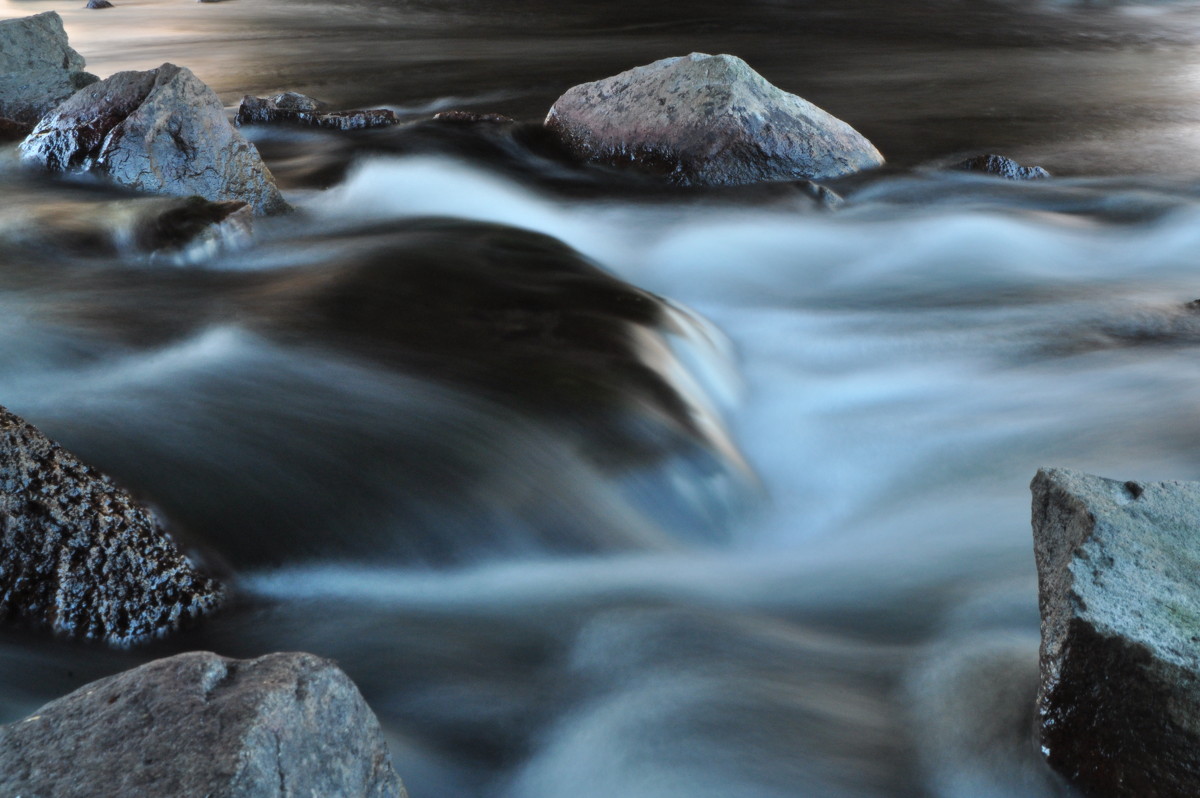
[1032,467,1200,797]
[0,12,98,125]
[433,110,515,124]
[85,0,115,8]
[955,153,1050,180]
[236,93,398,130]
[0,651,407,798]
[0,405,224,645]
[131,195,253,255]
[544,52,884,186]
[0,116,32,142]
[20,63,287,214]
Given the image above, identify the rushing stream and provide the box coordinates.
[5,1,1200,796]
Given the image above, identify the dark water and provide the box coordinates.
[4,1,1200,796]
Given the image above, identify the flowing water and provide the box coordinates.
[4,1,1200,795]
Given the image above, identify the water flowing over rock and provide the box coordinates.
[236,92,398,130]
[0,651,407,798]
[1031,467,1200,797]
[0,405,224,646]
[955,153,1050,180]
[0,12,98,125]
[20,63,288,214]
[544,52,885,186]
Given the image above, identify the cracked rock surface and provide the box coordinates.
[545,52,884,186]
[0,12,98,125]
[20,63,288,215]
[0,651,407,798]
[1032,467,1200,797]
[0,405,223,646]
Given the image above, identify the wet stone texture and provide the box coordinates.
[0,12,98,125]
[544,52,885,186]
[20,63,288,214]
[0,651,408,798]
[1032,467,1200,798]
[236,93,398,131]
[955,153,1050,180]
[0,405,223,646]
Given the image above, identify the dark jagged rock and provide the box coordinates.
[955,153,1050,180]
[20,63,288,215]
[85,0,115,8]
[1032,467,1200,797]
[544,52,884,186]
[433,110,515,124]
[0,405,224,645]
[0,117,32,142]
[0,12,98,125]
[0,651,408,798]
[236,93,398,130]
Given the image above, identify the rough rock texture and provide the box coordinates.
[0,12,98,124]
[956,153,1050,180]
[0,405,223,645]
[236,93,398,131]
[20,63,288,214]
[86,0,115,9]
[0,651,408,798]
[432,110,514,124]
[1032,467,1200,797]
[544,52,884,186]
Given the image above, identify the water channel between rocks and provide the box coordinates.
[4,1,1200,796]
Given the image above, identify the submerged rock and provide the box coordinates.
[20,63,288,214]
[1032,467,1200,797]
[0,12,98,125]
[0,405,224,645]
[0,651,407,798]
[955,153,1049,180]
[433,110,515,124]
[236,93,398,131]
[544,52,884,186]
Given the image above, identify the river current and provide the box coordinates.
[4,1,1200,796]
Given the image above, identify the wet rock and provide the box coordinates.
[433,110,515,124]
[544,52,884,186]
[1032,467,1200,797]
[20,63,287,215]
[85,0,115,8]
[129,195,253,256]
[0,12,98,125]
[236,93,398,130]
[0,117,32,142]
[0,405,224,645]
[955,153,1049,180]
[0,651,407,798]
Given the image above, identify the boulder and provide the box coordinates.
[0,405,224,646]
[544,52,884,186]
[20,63,288,215]
[1031,467,1200,797]
[236,92,398,131]
[0,651,407,798]
[955,153,1049,180]
[85,0,115,9]
[0,12,98,124]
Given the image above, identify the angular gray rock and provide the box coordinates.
[20,63,288,214]
[956,153,1050,181]
[0,12,98,124]
[1032,467,1200,797]
[544,52,884,186]
[0,651,408,798]
[236,92,398,131]
[0,405,224,646]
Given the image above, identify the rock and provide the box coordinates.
[432,110,514,124]
[85,0,115,9]
[0,405,224,646]
[129,195,253,256]
[1031,467,1200,797]
[0,12,98,125]
[544,52,884,186]
[0,651,408,798]
[236,93,398,131]
[955,153,1050,180]
[0,116,32,142]
[20,63,288,215]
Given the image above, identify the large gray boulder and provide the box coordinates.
[544,52,884,186]
[0,12,97,125]
[0,405,224,646]
[20,63,287,215]
[0,651,407,798]
[1032,467,1200,797]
